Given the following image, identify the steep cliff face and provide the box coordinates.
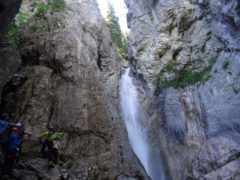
[126,0,240,179]
[0,0,148,179]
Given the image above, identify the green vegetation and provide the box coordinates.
[49,0,66,12]
[105,3,128,61]
[31,0,66,13]
[233,87,240,94]
[35,2,49,16]
[33,0,66,16]
[80,21,87,31]
[222,61,229,70]
[7,11,30,47]
[87,175,95,180]
[216,47,224,54]
[8,0,66,46]
[7,24,19,47]
[155,55,218,93]
[16,11,30,27]
[163,60,178,72]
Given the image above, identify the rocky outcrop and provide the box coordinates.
[126,0,240,179]
[0,0,148,179]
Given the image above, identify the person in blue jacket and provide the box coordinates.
[2,126,21,177]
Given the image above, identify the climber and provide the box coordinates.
[2,126,21,177]
[39,126,55,158]
[39,126,63,166]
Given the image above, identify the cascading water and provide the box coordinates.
[120,68,166,180]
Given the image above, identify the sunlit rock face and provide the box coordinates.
[0,0,149,179]
[126,0,240,179]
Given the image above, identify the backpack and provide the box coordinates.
[0,119,9,134]
[48,133,60,142]
[0,119,11,143]
[47,131,56,142]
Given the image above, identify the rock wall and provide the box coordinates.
[126,0,240,179]
[0,0,148,179]
[0,0,21,103]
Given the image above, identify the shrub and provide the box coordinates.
[155,55,218,93]
[35,2,49,16]
[7,24,20,47]
[7,11,30,47]
[30,0,38,6]
[233,87,240,94]
[222,61,229,70]
[164,60,178,72]
[48,0,66,12]
[7,0,66,47]
[16,11,30,27]
[80,21,87,31]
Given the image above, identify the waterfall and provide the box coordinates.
[120,68,166,180]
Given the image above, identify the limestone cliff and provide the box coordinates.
[126,0,240,179]
[0,0,148,179]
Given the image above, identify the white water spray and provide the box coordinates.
[120,68,166,180]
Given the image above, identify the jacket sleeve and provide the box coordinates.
[48,132,64,141]
[39,131,49,138]
[56,132,64,136]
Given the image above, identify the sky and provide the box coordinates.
[96,0,129,33]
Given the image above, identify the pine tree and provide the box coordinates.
[105,3,128,61]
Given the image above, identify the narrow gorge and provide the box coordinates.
[0,0,239,180]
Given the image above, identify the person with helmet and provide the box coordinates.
[39,126,55,158]
[39,126,63,167]
[2,126,21,177]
